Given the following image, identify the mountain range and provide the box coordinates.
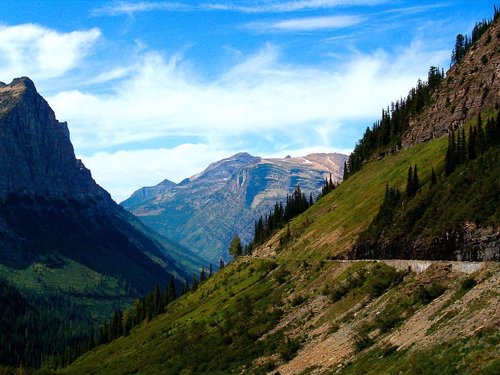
[0,77,201,315]
[122,152,347,262]
[62,10,500,375]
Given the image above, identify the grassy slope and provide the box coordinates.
[62,113,499,374]
[61,131,479,374]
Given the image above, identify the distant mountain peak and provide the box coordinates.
[123,152,348,262]
[0,76,195,295]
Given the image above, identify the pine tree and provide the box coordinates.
[228,235,243,258]
[461,128,467,163]
[219,257,225,269]
[406,165,414,197]
[468,126,477,161]
[445,130,456,175]
[412,164,420,194]
[343,160,348,180]
[191,273,199,291]
[430,167,437,186]
[475,117,486,156]
[200,267,206,283]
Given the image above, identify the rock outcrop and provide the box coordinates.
[122,152,347,262]
[0,77,195,293]
[402,19,500,147]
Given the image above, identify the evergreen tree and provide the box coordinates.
[191,274,199,292]
[468,126,477,161]
[228,235,243,258]
[219,258,225,269]
[430,167,437,186]
[343,160,348,180]
[406,165,414,197]
[200,267,206,283]
[412,164,420,194]
[445,130,456,175]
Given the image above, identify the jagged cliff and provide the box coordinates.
[0,77,196,294]
[122,152,347,262]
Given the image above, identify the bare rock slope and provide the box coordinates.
[122,152,347,262]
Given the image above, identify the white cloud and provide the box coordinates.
[205,0,384,13]
[91,1,189,16]
[48,41,448,152]
[0,24,100,81]
[247,15,365,32]
[81,145,232,202]
[47,39,449,201]
[93,0,386,16]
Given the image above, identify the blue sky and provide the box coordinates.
[0,1,496,201]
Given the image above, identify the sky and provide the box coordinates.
[0,1,497,202]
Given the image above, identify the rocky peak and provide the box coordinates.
[0,77,108,201]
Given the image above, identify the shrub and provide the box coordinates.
[460,277,477,291]
[414,282,446,305]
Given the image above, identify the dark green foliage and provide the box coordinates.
[445,112,500,175]
[278,337,301,360]
[430,167,437,186]
[354,322,374,352]
[274,267,290,284]
[0,278,94,369]
[414,283,446,305]
[344,66,444,179]
[339,325,499,375]
[405,164,421,197]
[249,186,312,250]
[451,11,497,66]
[319,173,337,198]
[329,264,405,303]
[228,235,243,258]
[95,268,212,350]
[375,304,405,333]
[354,113,500,261]
[364,264,405,298]
[460,277,477,292]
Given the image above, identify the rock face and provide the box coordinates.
[0,77,195,293]
[402,19,500,147]
[122,152,347,262]
[0,78,107,200]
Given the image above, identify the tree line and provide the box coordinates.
[0,278,94,370]
[352,111,500,260]
[230,177,338,258]
[96,264,215,347]
[451,6,499,66]
[343,66,445,180]
[445,112,500,175]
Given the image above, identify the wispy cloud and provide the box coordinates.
[247,15,365,32]
[204,0,385,13]
[48,40,449,153]
[93,0,386,16]
[0,24,100,81]
[91,1,189,17]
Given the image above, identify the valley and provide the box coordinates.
[0,2,498,375]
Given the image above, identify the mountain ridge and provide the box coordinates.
[122,151,347,262]
[63,11,499,375]
[0,76,201,297]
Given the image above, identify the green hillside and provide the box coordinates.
[60,117,499,374]
[8,9,497,375]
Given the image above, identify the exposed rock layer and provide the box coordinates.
[402,20,500,147]
[122,152,347,262]
[0,77,193,293]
